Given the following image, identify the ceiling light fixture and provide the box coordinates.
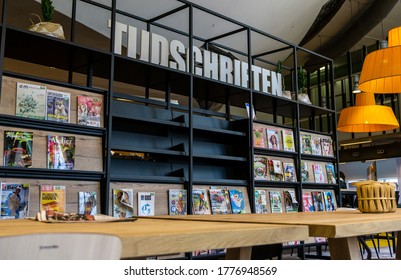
[358,26,401,93]
[337,92,399,132]
[352,74,361,93]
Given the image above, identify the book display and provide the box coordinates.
[269,190,283,213]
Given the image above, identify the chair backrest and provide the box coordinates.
[0,233,122,260]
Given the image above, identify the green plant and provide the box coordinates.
[41,0,54,22]
[277,60,286,90]
[297,65,307,93]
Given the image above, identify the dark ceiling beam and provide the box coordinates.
[304,0,399,69]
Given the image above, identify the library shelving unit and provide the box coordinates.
[0,0,339,258]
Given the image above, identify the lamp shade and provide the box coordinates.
[358,45,401,93]
[337,92,399,132]
[388,26,401,47]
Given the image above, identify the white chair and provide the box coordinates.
[0,233,122,260]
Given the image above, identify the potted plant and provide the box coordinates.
[296,65,311,104]
[28,0,65,39]
[277,61,292,99]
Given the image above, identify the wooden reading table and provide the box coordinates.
[144,209,401,260]
[0,218,308,260]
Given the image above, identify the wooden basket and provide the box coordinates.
[354,180,397,213]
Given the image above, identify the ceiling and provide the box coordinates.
[33,0,401,68]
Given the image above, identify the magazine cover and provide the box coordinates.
[269,190,283,213]
[321,138,334,157]
[113,188,134,218]
[311,135,322,156]
[137,191,156,216]
[300,161,311,182]
[15,82,47,120]
[78,191,97,215]
[192,189,211,215]
[47,135,75,170]
[0,183,29,219]
[209,188,230,214]
[266,128,280,150]
[311,191,325,211]
[46,89,70,123]
[254,155,268,180]
[323,191,336,211]
[228,189,245,214]
[313,163,325,183]
[281,129,295,152]
[325,163,337,184]
[169,189,187,215]
[77,95,102,127]
[40,185,66,218]
[268,159,283,181]
[3,130,33,168]
[283,190,299,213]
[300,134,312,154]
[253,124,266,148]
[302,192,314,212]
[254,189,269,213]
[283,162,296,182]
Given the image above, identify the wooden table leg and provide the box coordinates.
[328,237,362,260]
[396,231,401,260]
[225,247,252,260]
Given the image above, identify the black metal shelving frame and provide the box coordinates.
[0,1,340,253]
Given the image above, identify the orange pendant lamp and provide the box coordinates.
[337,92,399,132]
[358,26,401,93]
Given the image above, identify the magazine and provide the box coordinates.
[266,128,280,150]
[311,135,322,156]
[15,82,46,120]
[169,189,187,215]
[302,192,314,212]
[283,190,299,213]
[46,89,70,123]
[321,138,334,157]
[209,187,230,214]
[3,130,33,168]
[281,129,295,152]
[269,190,283,213]
[254,189,269,214]
[40,185,66,218]
[137,192,156,216]
[192,189,211,215]
[113,188,134,218]
[47,135,75,170]
[253,124,266,148]
[77,95,102,127]
[268,159,283,181]
[311,191,325,211]
[254,155,268,180]
[300,134,312,154]
[312,163,325,183]
[0,183,29,219]
[283,162,296,182]
[325,163,337,184]
[323,191,336,211]
[228,189,246,214]
[300,161,311,182]
[78,191,97,215]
